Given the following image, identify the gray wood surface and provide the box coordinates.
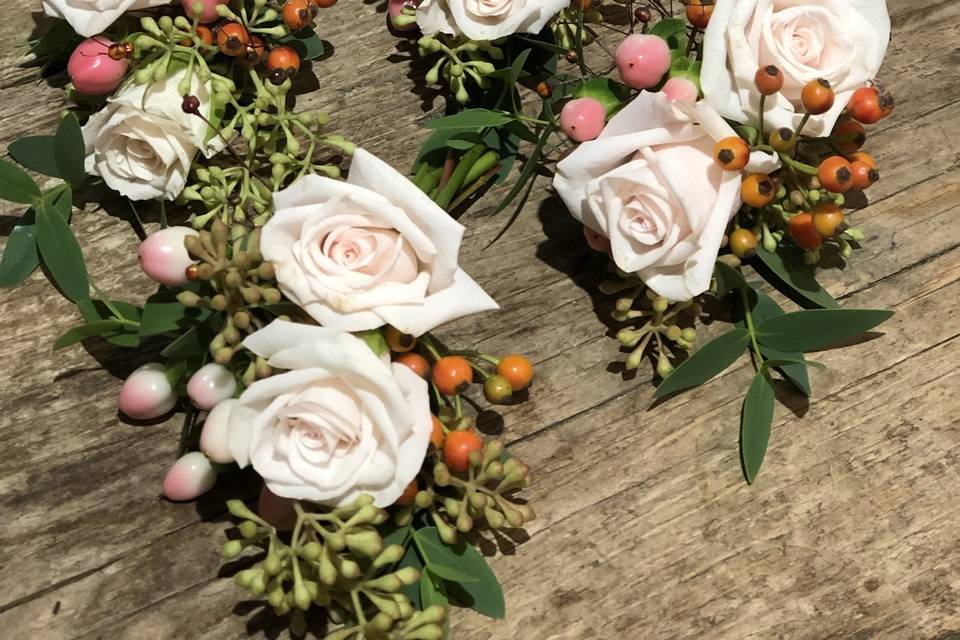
[1,1,958,638]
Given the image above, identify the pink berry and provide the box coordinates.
[118,363,176,420]
[583,226,611,252]
[138,226,198,286]
[560,98,606,142]
[187,363,237,411]
[662,77,699,103]
[615,34,671,90]
[258,486,297,531]
[200,399,237,463]
[67,37,128,96]
[181,0,228,23]
[162,452,217,501]
[388,0,419,31]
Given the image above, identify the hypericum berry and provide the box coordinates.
[496,354,534,391]
[634,5,652,23]
[769,127,797,154]
[196,25,215,46]
[432,356,474,395]
[268,68,288,86]
[283,0,316,30]
[187,363,237,410]
[216,22,249,56]
[615,34,671,90]
[443,430,483,473]
[817,156,853,193]
[847,86,894,125]
[385,326,416,353]
[812,203,846,237]
[849,151,877,169]
[396,352,430,378]
[535,81,552,99]
[729,228,758,258]
[559,98,606,142]
[241,36,265,66]
[564,50,579,63]
[754,65,783,96]
[741,174,776,208]
[199,398,238,464]
[850,160,879,190]
[685,0,713,29]
[118,363,177,420]
[834,119,866,154]
[430,415,445,449]
[395,479,418,506]
[713,136,750,171]
[162,452,217,501]
[661,76,698,103]
[267,45,301,77]
[484,374,513,404]
[788,212,823,250]
[181,0,228,22]
[801,78,835,115]
[139,226,199,286]
[583,226,611,252]
[67,37,129,96]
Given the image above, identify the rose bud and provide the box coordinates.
[258,485,297,531]
[199,398,237,464]
[181,0,229,23]
[187,363,237,410]
[138,226,199,286]
[615,34,671,90]
[118,363,177,420]
[162,451,217,501]
[67,37,128,96]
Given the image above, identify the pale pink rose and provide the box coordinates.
[417,0,567,40]
[43,0,171,38]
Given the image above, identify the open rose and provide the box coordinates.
[416,0,568,40]
[554,92,765,301]
[227,320,432,506]
[82,67,221,200]
[43,0,172,38]
[701,0,890,136]
[260,148,498,336]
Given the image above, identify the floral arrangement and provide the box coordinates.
[1,0,539,637]
[381,0,896,482]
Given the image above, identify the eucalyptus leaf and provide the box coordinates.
[654,329,750,399]
[756,308,894,352]
[649,18,686,40]
[139,290,211,337]
[35,193,88,301]
[426,563,481,584]
[741,371,775,484]
[280,28,325,60]
[77,299,142,348]
[0,210,39,288]
[0,159,41,205]
[53,319,127,350]
[414,527,505,619]
[8,135,60,178]
[754,246,838,309]
[714,261,749,299]
[54,113,86,186]
[423,109,514,131]
[161,316,222,360]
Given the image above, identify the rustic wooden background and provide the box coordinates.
[1,0,958,638]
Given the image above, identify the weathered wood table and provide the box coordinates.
[1,1,958,638]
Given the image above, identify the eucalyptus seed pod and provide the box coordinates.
[365,573,403,593]
[433,462,451,487]
[235,567,259,588]
[625,347,645,371]
[443,497,461,517]
[249,571,267,596]
[469,492,488,511]
[240,286,261,304]
[372,544,405,569]
[318,547,338,585]
[456,512,474,533]
[197,263,216,280]
[210,294,228,311]
[484,507,505,528]
[263,552,284,576]
[369,612,394,632]
[433,515,457,544]
[238,520,258,538]
[367,592,401,619]
[222,323,241,345]
[177,291,203,307]
[301,541,322,561]
[221,540,243,558]
[345,530,383,558]
[484,460,503,480]
[325,529,346,551]
[261,287,282,304]
[232,311,251,330]
[255,357,271,379]
[414,489,433,508]
[257,261,276,280]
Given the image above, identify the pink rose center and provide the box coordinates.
[320,225,420,284]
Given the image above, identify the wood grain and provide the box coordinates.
[0,0,958,638]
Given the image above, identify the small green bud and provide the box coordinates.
[484,507,505,528]
[456,512,474,533]
[263,552,283,576]
[680,327,697,343]
[366,574,402,593]
[293,582,311,610]
[346,530,384,558]
[625,348,644,371]
[210,294,228,311]
[235,568,258,588]
[373,544,405,569]
[340,558,361,580]
[369,612,394,632]
[177,291,202,307]
[221,540,243,559]
[238,520,259,539]
[395,566,420,586]
[657,355,674,379]
[665,325,682,341]
[652,296,669,313]
[443,497,461,517]
[301,541,322,561]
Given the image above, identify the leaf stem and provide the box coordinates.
[739,286,765,368]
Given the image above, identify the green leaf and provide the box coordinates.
[280,28,326,60]
[423,109,514,131]
[8,135,60,178]
[654,329,750,399]
[414,527,505,620]
[754,246,838,309]
[357,329,389,357]
[139,290,210,337]
[161,316,221,360]
[398,540,423,610]
[714,261,749,299]
[761,345,811,396]
[572,77,627,117]
[426,563,480,584]
[35,193,88,300]
[649,18,686,40]
[419,571,450,639]
[0,210,39,288]
[77,299,142,348]
[54,113,86,187]
[0,159,41,205]
[53,319,127,350]
[756,309,894,353]
[741,371,776,484]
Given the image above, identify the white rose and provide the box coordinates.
[261,148,498,336]
[228,320,433,506]
[42,0,172,38]
[701,0,890,136]
[82,67,221,201]
[417,0,568,40]
[554,92,760,302]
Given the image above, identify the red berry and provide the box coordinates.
[788,213,823,250]
[847,86,894,125]
[396,352,429,378]
[849,160,879,190]
[801,79,835,115]
[443,430,483,473]
[817,156,853,193]
[496,354,534,392]
[432,356,473,396]
[216,22,249,56]
[741,174,776,208]
[754,65,783,96]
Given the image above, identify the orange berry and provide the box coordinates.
[847,86,894,125]
[242,36,265,66]
[283,0,315,30]
[849,160,879,190]
[385,326,415,353]
[430,415,445,449]
[834,119,866,154]
[788,213,823,250]
[197,25,214,46]
[395,479,418,506]
[741,174,776,208]
[801,78,835,115]
[754,65,783,96]
[817,156,853,193]
[768,127,797,154]
[216,22,249,57]
[443,429,483,473]
[432,356,474,396]
[729,228,758,258]
[396,352,430,378]
[496,354,533,392]
[812,203,846,237]
[685,0,713,29]
[849,151,877,169]
[713,136,750,172]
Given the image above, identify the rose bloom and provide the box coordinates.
[701,0,890,136]
[417,0,568,41]
[554,92,771,302]
[260,148,498,336]
[43,0,172,38]
[82,67,221,201]
[228,320,433,507]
